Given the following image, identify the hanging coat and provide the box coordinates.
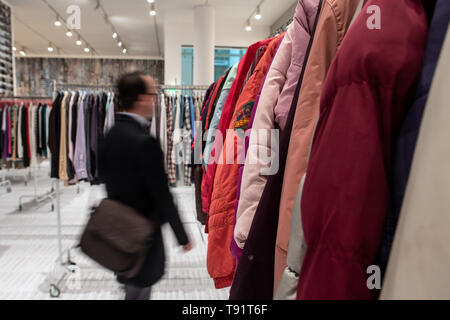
[229,0,360,300]
[206,34,284,289]
[380,19,450,300]
[275,0,360,294]
[234,0,321,256]
[201,37,274,219]
[378,0,449,277]
[203,64,238,171]
[231,34,286,262]
[297,0,427,299]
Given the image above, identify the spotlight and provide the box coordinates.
[54,15,62,27]
[76,37,82,46]
[147,0,154,3]
[84,47,90,53]
[254,6,262,20]
[112,32,117,39]
[48,43,54,52]
[13,46,16,52]
[122,48,127,54]
[66,31,73,37]
[149,3,156,16]
[118,41,123,47]
[245,20,252,31]
[20,50,26,56]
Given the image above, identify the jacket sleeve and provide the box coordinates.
[141,137,189,246]
[234,27,292,249]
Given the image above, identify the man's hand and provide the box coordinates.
[183,241,194,252]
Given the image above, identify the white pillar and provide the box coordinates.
[193,5,215,86]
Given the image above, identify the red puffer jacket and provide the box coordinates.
[201,38,274,220]
[206,34,285,289]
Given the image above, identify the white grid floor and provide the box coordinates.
[0,162,229,300]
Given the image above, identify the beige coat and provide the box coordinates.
[380,25,450,300]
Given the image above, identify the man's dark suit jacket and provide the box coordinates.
[99,113,189,287]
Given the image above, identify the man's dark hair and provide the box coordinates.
[116,71,147,111]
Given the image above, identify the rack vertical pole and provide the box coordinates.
[55,179,63,264]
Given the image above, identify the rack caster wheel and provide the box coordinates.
[6,187,11,193]
[19,205,22,211]
[51,204,55,212]
[49,284,61,298]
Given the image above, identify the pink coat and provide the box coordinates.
[234,0,321,252]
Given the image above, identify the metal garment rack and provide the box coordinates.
[160,84,209,91]
[0,96,55,207]
[47,82,207,297]
[0,170,12,194]
[48,81,115,298]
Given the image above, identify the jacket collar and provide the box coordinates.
[115,113,150,134]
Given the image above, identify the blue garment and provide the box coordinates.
[189,96,196,138]
[379,0,450,276]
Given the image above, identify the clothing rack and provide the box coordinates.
[0,95,56,209]
[48,81,115,298]
[0,172,12,194]
[54,83,115,90]
[0,96,53,100]
[161,84,209,91]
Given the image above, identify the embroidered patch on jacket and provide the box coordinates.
[234,101,254,130]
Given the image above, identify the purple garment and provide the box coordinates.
[230,35,285,264]
[6,106,11,158]
[2,106,8,158]
[74,93,88,180]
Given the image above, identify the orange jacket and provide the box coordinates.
[206,34,284,289]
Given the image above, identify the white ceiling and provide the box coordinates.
[6,0,297,58]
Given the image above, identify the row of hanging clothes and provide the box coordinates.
[193,0,450,299]
[158,90,204,187]
[0,98,52,168]
[48,89,115,186]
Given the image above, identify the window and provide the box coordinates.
[181,46,194,86]
[181,46,246,85]
[214,47,246,81]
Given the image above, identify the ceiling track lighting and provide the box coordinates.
[20,48,26,56]
[66,30,73,37]
[84,47,90,53]
[147,0,155,3]
[48,42,54,52]
[76,37,83,46]
[122,48,127,54]
[112,32,117,39]
[118,41,123,47]
[12,46,16,52]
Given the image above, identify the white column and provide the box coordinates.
[193,5,215,86]
[163,21,194,85]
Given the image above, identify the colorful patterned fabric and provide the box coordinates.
[166,96,176,185]
[233,101,254,130]
[183,96,192,186]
